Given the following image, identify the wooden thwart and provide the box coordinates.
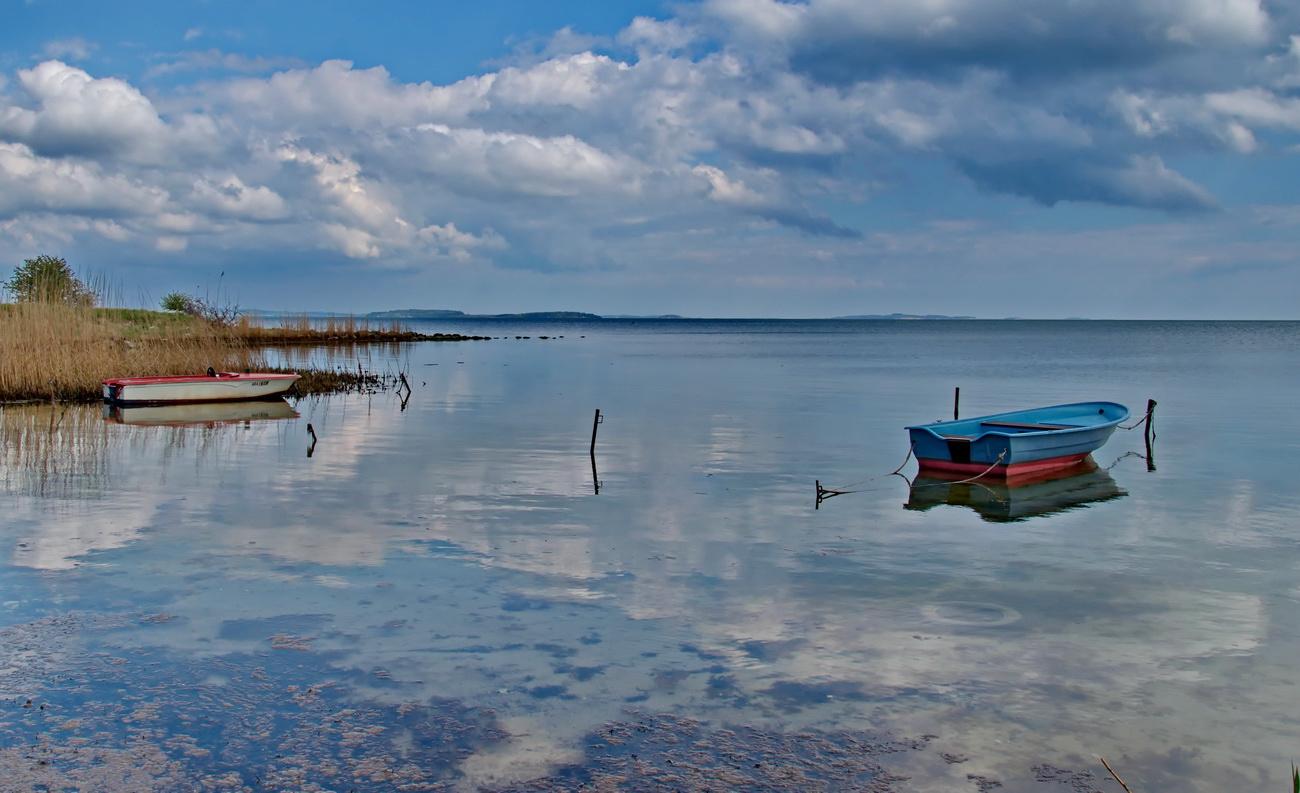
[980,420,1078,431]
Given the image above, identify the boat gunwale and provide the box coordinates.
[101,372,301,387]
[905,401,1129,441]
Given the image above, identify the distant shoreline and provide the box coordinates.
[250,310,1000,321]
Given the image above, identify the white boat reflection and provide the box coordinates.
[103,397,300,426]
[905,457,1126,522]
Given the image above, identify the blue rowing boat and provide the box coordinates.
[905,401,1129,479]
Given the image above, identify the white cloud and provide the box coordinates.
[190,175,288,221]
[43,38,95,61]
[0,142,168,219]
[618,17,698,54]
[217,59,491,128]
[145,50,309,79]
[0,60,223,166]
[490,53,627,108]
[0,0,1295,315]
[1206,88,1300,129]
[405,124,637,199]
[0,61,169,158]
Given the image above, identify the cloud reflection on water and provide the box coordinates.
[2,326,1299,791]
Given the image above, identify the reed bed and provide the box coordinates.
[0,302,265,402]
[234,314,482,344]
[0,304,486,403]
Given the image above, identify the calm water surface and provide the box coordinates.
[2,320,1298,792]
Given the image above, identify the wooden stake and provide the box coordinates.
[1144,399,1157,472]
[589,409,603,494]
[1099,757,1133,793]
[953,386,960,420]
[589,409,602,457]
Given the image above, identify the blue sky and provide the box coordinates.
[2,0,1299,318]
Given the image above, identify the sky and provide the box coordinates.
[2,0,1299,319]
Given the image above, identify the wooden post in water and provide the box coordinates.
[953,387,960,420]
[590,410,603,494]
[1143,399,1156,471]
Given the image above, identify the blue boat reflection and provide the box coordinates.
[905,458,1126,522]
[102,397,299,426]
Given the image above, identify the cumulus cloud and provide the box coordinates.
[214,60,490,128]
[189,175,289,221]
[958,154,1220,211]
[0,60,223,165]
[0,61,170,158]
[0,0,1294,301]
[704,0,1272,84]
[0,142,168,219]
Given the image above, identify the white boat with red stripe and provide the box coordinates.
[101,369,300,404]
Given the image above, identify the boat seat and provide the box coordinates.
[980,420,1078,430]
[939,433,975,440]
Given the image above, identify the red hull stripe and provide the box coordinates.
[916,453,1091,479]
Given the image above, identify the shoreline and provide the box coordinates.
[0,304,495,403]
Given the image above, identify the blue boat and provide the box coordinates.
[905,401,1129,479]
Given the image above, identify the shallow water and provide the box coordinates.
[2,319,1299,792]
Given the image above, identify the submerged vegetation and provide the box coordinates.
[0,257,487,403]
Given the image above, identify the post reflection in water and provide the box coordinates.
[0,320,1298,793]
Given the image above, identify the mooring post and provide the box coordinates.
[1144,399,1157,471]
[590,409,603,494]
[307,422,318,458]
[953,387,960,420]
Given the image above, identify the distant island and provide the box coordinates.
[364,309,603,320]
[832,313,978,320]
[366,310,979,320]
[248,309,1007,321]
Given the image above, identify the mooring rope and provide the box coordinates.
[1119,400,1156,430]
[1119,412,1150,430]
[819,442,916,495]
[817,445,1007,504]
[932,449,1007,485]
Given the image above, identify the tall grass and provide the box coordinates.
[0,302,265,402]
[233,313,415,343]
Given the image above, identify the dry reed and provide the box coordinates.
[0,303,264,402]
[1,305,488,403]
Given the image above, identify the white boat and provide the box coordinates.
[101,371,300,404]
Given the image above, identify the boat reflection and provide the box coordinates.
[905,458,1126,522]
[103,397,299,426]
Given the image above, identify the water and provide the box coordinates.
[2,319,1298,792]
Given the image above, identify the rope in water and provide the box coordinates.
[819,443,915,494]
[817,446,1007,501]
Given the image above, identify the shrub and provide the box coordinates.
[159,290,241,326]
[4,255,97,307]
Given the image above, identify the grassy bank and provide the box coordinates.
[0,304,476,402]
